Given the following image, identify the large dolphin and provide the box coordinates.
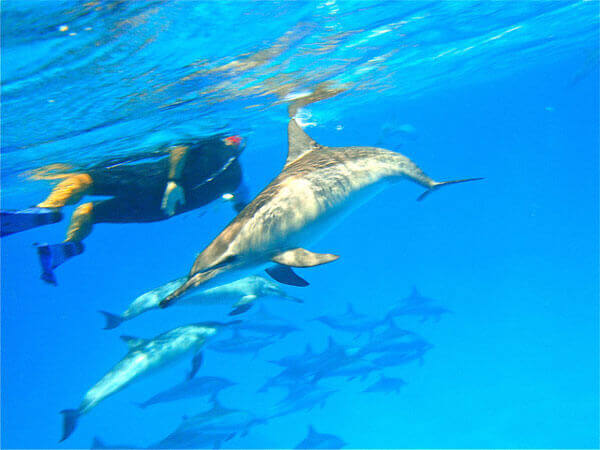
[100,275,302,329]
[60,321,236,441]
[160,88,482,308]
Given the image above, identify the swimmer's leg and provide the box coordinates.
[1,173,92,237]
[37,173,93,208]
[35,202,94,285]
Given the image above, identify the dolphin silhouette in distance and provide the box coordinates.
[295,425,347,449]
[159,85,482,308]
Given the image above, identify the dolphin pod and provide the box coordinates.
[56,86,480,443]
[159,87,481,308]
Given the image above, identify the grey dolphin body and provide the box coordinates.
[90,436,141,449]
[363,374,407,394]
[100,275,301,329]
[137,376,236,409]
[160,90,481,307]
[386,286,451,322]
[60,322,234,441]
[235,304,299,338]
[273,384,336,418]
[295,425,347,449]
[314,303,383,335]
[153,399,265,449]
[209,328,279,357]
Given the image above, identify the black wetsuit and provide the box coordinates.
[86,135,243,223]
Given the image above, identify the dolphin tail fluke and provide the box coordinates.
[98,310,124,330]
[59,409,80,442]
[417,177,484,202]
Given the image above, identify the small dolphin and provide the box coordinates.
[267,337,359,382]
[258,369,317,394]
[319,358,381,382]
[159,86,482,308]
[136,376,236,409]
[386,286,451,322]
[371,342,434,368]
[401,286,438,306]
[234,304,299,338]
[151,397,240,449]
[388,303,452,323]
[90,436,140,449]
[295,425,347,449]
[154,399,265,449]
[314,303,383,335]
[363,374,407,394]
[268,343,316,369]
[60,321,236,441]
[358,335,432,356]
[209,328,278,357]
[100,275,302,329]
[274,384,336,418]
[373,317,417,342]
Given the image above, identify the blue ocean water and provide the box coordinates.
[1,1,598,448]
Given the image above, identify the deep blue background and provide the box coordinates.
[1,2,598,449]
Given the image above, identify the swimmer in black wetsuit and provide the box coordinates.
[0,135,249,284]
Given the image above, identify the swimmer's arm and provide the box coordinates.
[161,145,189,216]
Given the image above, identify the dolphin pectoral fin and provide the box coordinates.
[229,303,253,316]
[272,248,339,268]
[230,295,257,316]
[187,352,203,380]
[120,335,148,350]
[265,264,309,287]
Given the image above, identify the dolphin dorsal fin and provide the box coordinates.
[209,394,234,415]
[307,425,318,437]
[120,335,148,350]
[285,120,319,167]
[410,286,420,298]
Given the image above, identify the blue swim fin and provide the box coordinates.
[36,242,84,285]
[1,207,62,237]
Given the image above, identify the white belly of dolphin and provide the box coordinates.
[290,179,389,248]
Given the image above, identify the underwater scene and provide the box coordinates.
[1,1,598,449]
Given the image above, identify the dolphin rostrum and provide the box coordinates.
[160,88,482,308]
[60,321,237,441]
